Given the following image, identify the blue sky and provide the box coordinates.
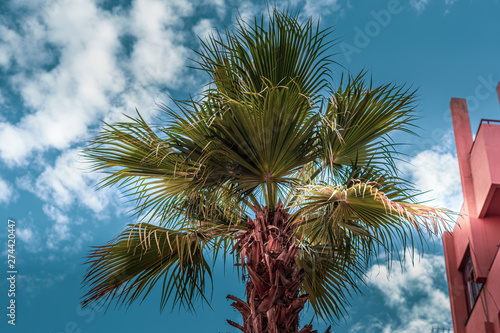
[1,0,499,332]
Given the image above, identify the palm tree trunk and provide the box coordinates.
[227,201,331,333]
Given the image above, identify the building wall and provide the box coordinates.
[443,84,500,333]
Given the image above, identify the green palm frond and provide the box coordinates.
[82,223,241,311]
[292,180,449,322]
[297,244,366,323]
[195,9,335,99]
[293,182,448,253]
[84,112,250,226]
[316,72,418,179]
[164,84,320,210]
[84,112,193,220]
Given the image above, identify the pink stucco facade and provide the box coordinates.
[443,83,500,333]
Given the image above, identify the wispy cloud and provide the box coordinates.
[193,18,216,42]
[42,204,72,248]
[128,0,194,89]
[206,0,227,18]
[302,0,344,18]
[41,204,93,251]
[17,149,121,215]
[352,250,452,332]
[16,148,123,250]
[17,227,44,254]
[14,210,93,254]
[0,90,6,106]
[444,0,458,15]
[17,227,34,243]
[399,131,463,212]
[1,0,123,165]
[18,273,67,297]
[0,0,198,166]
[409,0,430,13]
[409,0,458,14]
[0,176,13,204]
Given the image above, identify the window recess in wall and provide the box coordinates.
[463,254,483,313]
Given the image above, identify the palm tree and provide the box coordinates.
[81,10,447,333]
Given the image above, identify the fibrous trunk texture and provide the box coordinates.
[227,201,331,333]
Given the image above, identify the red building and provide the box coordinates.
[443,83,500,333]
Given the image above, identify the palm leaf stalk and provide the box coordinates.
[81,9,450,333]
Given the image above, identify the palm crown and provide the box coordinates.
[81,10,447,328]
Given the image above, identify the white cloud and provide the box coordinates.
[10,214,44,253]
[42,204,69,225]
[444,0,458,15]
[18,273,66,296]
[0,0,350,167]
[18,148,121,216]
[303,0,343,18]
[0,0,355,255]
[17,226,47,253]
[0,6,57,71]
[355,251,452,333]
[0,0,126,165]
[16,148,130,250]
[128,0,193,89]
[17,227,34,243]
[236,1,261,24]
[0,26,12,68]
[0,0,192,166]
[0,90,6,105]
[204,0,226,18]
[231,0,345,25]
[193,18,215,41]
[43,204,71,244]
[61,230,93,254]
[400,132,463,212]
[13,208,92,253]
[0,176,13,204]
[409,0,430,13]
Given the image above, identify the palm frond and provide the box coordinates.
[297,244,366,322]
[194,9,336,99]
[293,181,449,254]
[164,85,320,210]
[292,180,450,321]
[84,112,250,226]
[316,72,418,179]
[82,223,241,311]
